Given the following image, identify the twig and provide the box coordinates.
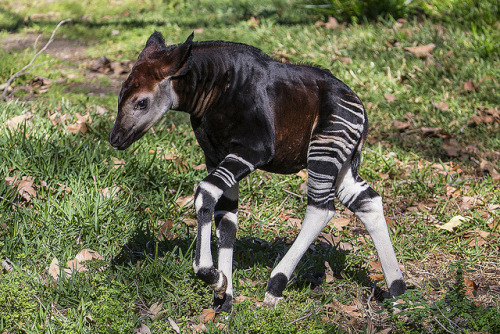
[366,282,377,320]
[2,18,71,101]
[289,311,313,325]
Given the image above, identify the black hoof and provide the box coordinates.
[213,293,233,313]
[389,279,407,298]
[266,273,288,298]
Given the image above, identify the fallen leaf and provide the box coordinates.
[432,101,449,111]
[464,277,479,298]
[158,220,174,240]
[405,43,436,58]
[134,324,152,334]
[101,186,122,199]
[197,308,216,322]
[435,215,469,232]
[442,138,460,157]
[392,120,411,130]
[4,112,33,129]
[168,317,180,333]
[341,57,352,64]
[325,261,335,283]
[478,159,500,181]
[148,302,164,321]
[192,323,207,333]
[193,28,204,34]
[329,217,350,231]
[325,16,339,29]
[446,185,460,198]
[463,79,480,93]
[420,127,443,137]
[468,107,499,126]
[111,157,126,169]
[48,258,60,280]
[296,170,308,179]
[193,163,206,170]
[66,122,88,134]
[183,219,197,227]
[176,195,194,208]
[384,93,397,102]
[369,261,383,272]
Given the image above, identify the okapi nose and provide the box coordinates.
[109,129,122,148]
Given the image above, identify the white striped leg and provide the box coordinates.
[192,155,253,303]
[213,184,239,313]
[335,164,406,297]
[264,205,335,306]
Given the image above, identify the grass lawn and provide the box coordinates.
[0,0,499,333]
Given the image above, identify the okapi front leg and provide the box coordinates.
[213,184,239,312]
[192,155,254,305]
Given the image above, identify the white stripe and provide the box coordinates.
[227,154,255,172]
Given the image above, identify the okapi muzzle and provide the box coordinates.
[109,31,407,313]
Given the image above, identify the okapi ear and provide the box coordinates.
[138,31,167,61]
[170,33,194,78]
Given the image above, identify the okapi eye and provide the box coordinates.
[135,99,148,110]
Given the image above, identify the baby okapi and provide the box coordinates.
[109,32,406,312]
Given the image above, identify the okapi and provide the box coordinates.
[109,32,406,312]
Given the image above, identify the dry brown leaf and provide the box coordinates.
[111,156,126,169]
[66,121,88,134]
[392,120,411,130]
[48,258,60,280]
[176,195,194,208]
[325,261,335,283]
[369,261,383,272]
[432,101,449,111]
[468,107,500,126]
[75,112,92,125]
[341,57,352,64]
[405,43,436,58]
[325,16,339,29]
[4,112,33,129]
[193,163,206,170]
[192,323,207,333]
[197,308,216,323]
[384,93,397,102]
[57,182,71,193]
[134,324,152,334]
[479,159,500,181]
[101,186,122,199]
[420,127,443,137]
[66,249,105,274]
[464,277,479,298]
[463,79,480,93]
[148,302,164,321]
[329,217,350,231]
[446,185,460,198]
[442,138,461,157]
[183,219,197,227]
[158,220,174,240]
[168,317,180,334]
[296,170,308,179]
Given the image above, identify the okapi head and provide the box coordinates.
[109,32,193,150]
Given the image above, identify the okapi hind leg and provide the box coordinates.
[264,158,337,306]
[335,162,406,297]
[213,184,239,313]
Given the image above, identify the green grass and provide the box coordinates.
[1,0,499,332]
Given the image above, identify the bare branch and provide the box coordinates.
[2,18,71,101]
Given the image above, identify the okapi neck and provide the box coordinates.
[172,53,231,118]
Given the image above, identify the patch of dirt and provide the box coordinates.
[0,33,132,98]
[0,33,88,61]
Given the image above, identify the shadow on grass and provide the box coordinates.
[112,222,384,300]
